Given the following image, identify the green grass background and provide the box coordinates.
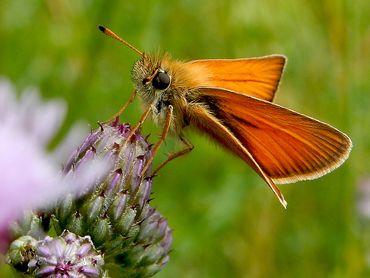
[0,0,369,277]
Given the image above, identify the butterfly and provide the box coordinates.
[99,25,352,208]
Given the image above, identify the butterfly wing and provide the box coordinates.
[187,100,288,207]
[188,87,351,206]
[184,55,286,102]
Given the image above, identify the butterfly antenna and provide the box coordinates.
[98,25,143,56]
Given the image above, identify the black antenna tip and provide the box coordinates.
[98,25,106,32]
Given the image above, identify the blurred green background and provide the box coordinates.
[0,0,369,277]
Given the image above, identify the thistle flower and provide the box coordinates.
[8,231,105,277]
[0,79,64,233]
[8,119,172,277]
[0,79,107,253]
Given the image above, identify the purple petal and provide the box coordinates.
[79,266,101,277]
[35,265,56,276]
[76,243,92,257]
[36,245,52,257]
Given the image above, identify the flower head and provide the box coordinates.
[7,117,172,277]
[8,231,105,277]
[0,79,108,253]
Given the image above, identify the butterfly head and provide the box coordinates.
[131,54,172,104]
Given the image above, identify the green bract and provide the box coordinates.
[8,120,172,277]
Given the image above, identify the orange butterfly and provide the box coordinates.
[99,26,352,208]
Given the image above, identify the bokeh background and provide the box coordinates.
[0,0,369,277]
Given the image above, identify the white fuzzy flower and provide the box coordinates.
[0,79,108,251]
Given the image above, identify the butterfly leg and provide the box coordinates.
[106,89,137,123]
[124,105,152,145]
[152,136,193,176]
[140,105,174,177]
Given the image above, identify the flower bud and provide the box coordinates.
[8,120,172,277]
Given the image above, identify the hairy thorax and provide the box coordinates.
[130,53,205,134]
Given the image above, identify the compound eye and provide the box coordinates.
[152,70,171,90]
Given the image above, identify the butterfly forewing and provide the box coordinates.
[184,55,286,102]
[194,87,352,184]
